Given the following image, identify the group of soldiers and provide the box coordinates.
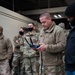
[0,14,67,75]
[11,21,68,75]
[12,22,40,75]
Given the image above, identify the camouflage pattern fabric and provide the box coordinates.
[0,59,11,75]
[20,32,39,75]
[20,57,38,75]
[12,32,40,75]
[12,52,22,75]
[41,64,65,75]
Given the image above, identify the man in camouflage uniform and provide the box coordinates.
[21,22,40,75]
[12,27,26,75]
[37,13,66,75]
[0,26,13,75]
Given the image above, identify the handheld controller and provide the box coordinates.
[29,44,40,48]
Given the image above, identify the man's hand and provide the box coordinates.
[15,40,19,43]
[37,43,47,52]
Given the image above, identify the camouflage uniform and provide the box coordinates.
[41,65,65,75]
[0,59,11,75]
[21,31,39,75]
[12,35,24,75]
[39,22,66,75]
[0,35,13,75]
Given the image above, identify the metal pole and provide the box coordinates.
[40,52,43,75]
[48,0,50,8]
[13,0,14,11]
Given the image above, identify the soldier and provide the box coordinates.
[37,12,66,75]
[21,22,40,75]
[58,22,69,37]
[0,26,13,75]
[12,27,26,75]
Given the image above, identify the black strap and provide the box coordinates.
[30,37,33,45]
[24,37,31,46]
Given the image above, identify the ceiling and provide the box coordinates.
[0,0,68,11]
[0,0,75,21]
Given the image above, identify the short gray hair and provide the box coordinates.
[39,12,51,19]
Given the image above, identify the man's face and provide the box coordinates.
[19,28,24,32]
[39,16,52,29]
[27,24,34,31]
[28,24,34,28]
[19,28,24,36]
[67,17,74,23]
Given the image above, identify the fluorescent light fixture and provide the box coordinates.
[58,14,62,18]
[54,15,58,18]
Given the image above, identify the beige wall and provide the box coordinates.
[0,6,37,46]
